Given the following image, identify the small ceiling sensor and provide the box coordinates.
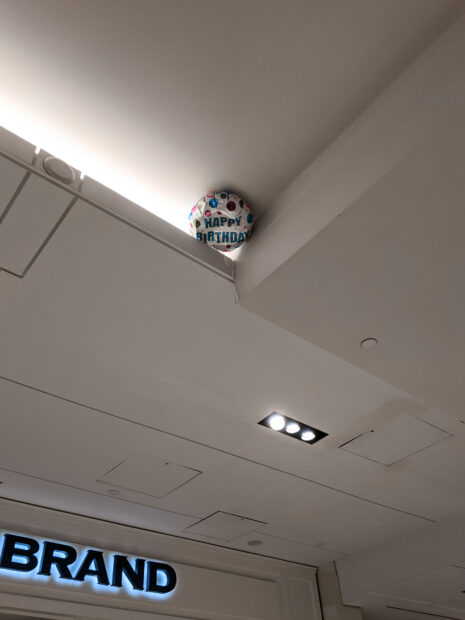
[247,539,263,547]
[43,156,76,185]
[107,489,120,496]
[360,337,378,350]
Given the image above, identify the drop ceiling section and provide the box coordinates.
[0,377,433,559]
[0,188,465,563]
[238,104,465,423]
[0,138,464,568]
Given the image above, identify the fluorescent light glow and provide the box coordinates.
[34,146,40,155]
[285,422,300,434]
[0,97,186,232]
[301,430,316,442]
[268,414,286,431]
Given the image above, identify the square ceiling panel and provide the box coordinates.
[0,155,26,218]
[99,454,201,498]
[340,413,450,465]
[0,173,72,275]
[185,511,267,542]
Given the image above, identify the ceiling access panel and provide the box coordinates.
[99,453,201,499]
[0,173,74,277]
[340,413,451,466]
[185,511,268,542]
[0,156,27,219]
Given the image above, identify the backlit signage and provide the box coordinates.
[0,532,177,599]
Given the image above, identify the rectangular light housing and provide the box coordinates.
[258,412,328,445]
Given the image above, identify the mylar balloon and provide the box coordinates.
[189,191,253,252]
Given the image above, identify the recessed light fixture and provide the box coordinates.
[268,413,286,431]
[360,337,378,349]
[258,412,327,445]
[285,421,300,434]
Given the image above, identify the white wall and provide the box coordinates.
[0,499,321,620]
[317,563,362,620]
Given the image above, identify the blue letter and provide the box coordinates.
[38,541,77,580]
[0,534,39,573]
[74,550,109,586]
[112,555,145,591]
[146,561,177,594]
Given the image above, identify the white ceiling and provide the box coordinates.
[0,0,463,230]
[1,144,465,583]
[1,3,465,620]
[239,104,465,420]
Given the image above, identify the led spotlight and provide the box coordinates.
[301,430,316,442]
[268,414,286,431]
[286,422,300,434]
[258,413,328,445]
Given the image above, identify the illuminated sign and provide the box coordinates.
[0,533,177,599]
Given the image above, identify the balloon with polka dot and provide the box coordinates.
[189,191,253,252]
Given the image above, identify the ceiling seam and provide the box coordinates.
[0,170,30,227]
[19,196,78,278]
